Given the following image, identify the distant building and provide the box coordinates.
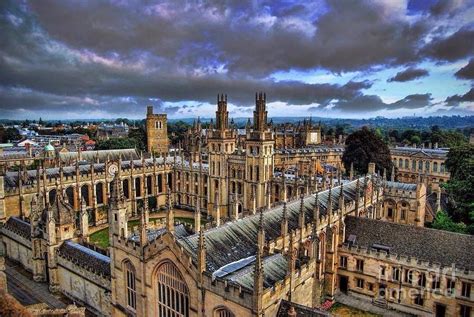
[96,122,129,140]
[390,145,450,192]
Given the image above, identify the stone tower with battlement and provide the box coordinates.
[146,106,169,154]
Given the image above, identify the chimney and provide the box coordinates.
[434,142,438,149]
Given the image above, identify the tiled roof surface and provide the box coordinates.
[344,216,474,270]
[178,177,368,273]
[2,217,31,240]
[58,240,111,277]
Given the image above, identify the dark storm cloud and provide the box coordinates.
[0,0,472,118]
[387,67,429,82]
[329,93,433,112]
[422,27,474,61]
[445,88,474,103]
[27,0,430,75]
[455,59,474,79]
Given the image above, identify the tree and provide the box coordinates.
[443,144,474,233]
[431,211,467,234]
[96,138,139,150]
[342,126,393,176]
[0,127,21,143]
[128,126,147,151]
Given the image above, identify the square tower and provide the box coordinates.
[146,106,169,153]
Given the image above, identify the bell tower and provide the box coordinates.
[207,94,237,218]
[146,105,169,154]
[245,92,275,212]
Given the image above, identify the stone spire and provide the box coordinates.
[391,164,395,182]
[253,210,265,316]
[298,194,305,230]
[313,193,320,227]
[194,196,201,233]
[79,197,89,242]
[281,202,288,251]
[166,186,174,234]
[355,178,361,217]
[339,182,345,214]
[139,206,148,246]
[197,227,206,283]
[109,174,128,239]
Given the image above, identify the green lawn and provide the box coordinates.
[89,216,202,248]
[330,303,381,317]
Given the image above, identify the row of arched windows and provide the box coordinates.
[395,158,445,173]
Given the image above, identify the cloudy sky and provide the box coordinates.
[0,0,473,120]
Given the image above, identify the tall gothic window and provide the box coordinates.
[157,262,189,317]
[214,307,235,317]
[125,261,136,310]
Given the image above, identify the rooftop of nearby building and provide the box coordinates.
[178,176,371,278]
[390,146,448,158]
[344,216,474,271]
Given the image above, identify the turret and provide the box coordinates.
[109,174,128,239]
[215,94,229,131]
[253,92,268,132]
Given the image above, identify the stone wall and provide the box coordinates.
[57,256,111,316]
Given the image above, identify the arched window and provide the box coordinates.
[96,183,104,204]
[433,162,438,172]
[135,178,141,197]
[123,179,130,199]
[125,261,136,310]
[398,158,403,168]
[214,307,235,317]
[81,185,90,206]
[425,161,430,172]
[48,189,57,204]
[405,159,409,169]
[65,187,74,205]
[147,176,153,195]
[156,262,189,317]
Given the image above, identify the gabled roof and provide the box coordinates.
[178,177,367,274]
[344,216,474,271]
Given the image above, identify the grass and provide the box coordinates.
[89,215,201,248]
[330,303,381,317]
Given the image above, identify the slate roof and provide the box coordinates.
[59,148,139,163]
[277,300,330,317]
[385,181,417,191]
[2,217,31,240]
[225,253,288,289]
[276,146,344,155]
[344,216,474,271]
[128,223,191,243]
[390,146,448,158]
[57,240,111,277]
[178,177,368,273]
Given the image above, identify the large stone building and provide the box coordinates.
[390,146,450,192]
[0,94,472,317]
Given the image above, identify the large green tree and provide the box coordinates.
[443,144,474,233]
[342,127,393,176]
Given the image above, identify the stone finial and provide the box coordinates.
[368,162,376,175]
